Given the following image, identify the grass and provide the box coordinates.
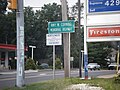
[3,77,120,90]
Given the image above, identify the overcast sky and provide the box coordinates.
[24,0,78,8]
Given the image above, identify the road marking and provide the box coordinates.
[0,77,16,81]
[0,73,52,81]
[39,73,46,76]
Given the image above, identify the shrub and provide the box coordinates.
[55,58,62,69]
[25,58,37,70]
[10,59,16,69]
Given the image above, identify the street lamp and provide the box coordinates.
[29,45,36,59]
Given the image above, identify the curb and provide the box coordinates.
[97,74,115,78]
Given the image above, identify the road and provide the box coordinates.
[0,69,116,89]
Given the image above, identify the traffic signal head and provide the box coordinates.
[7,0,17,10]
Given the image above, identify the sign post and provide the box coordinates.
[48,19,75,78]
[83,0,89,79]
[53,45,55,79]
[46,34,62,79]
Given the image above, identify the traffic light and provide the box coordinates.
[7,0,17,10]
[0,0,8,13]
[69,17,75,20]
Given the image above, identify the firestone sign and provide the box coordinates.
[87,0,120,42]
[87,26,120,42]
[88,26,120,37]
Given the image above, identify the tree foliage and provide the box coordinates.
[0,2,115,68]
[0,12,16,44]
[24,3,62,64]
[0,0,7,14]
[88,42,112,67]
[25,58,37,70]
[55,58,61,69]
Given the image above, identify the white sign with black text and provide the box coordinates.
[46,34,62,46]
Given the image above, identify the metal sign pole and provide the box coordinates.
[53,45,55,79]
[84,0,88,79]
[16,0,25,87]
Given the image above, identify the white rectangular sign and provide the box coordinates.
[87,26,120,42]
[46,34,62,46]
[87,13,120,26]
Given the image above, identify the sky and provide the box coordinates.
[24,0,78,8]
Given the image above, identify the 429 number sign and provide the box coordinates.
[105,0,120,6]
[89,0,120,13]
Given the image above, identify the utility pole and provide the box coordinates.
[61,0,70,77]
[16,0,25,87]
[78,0,82,78]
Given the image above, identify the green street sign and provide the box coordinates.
[48,20,75,33]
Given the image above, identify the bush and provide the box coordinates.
[25,58,37,70]
[55,58,61,69]
[37,65,43,69]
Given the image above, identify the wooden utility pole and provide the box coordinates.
[61,0,70,77]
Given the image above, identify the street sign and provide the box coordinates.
[88,0,120,13]
[87,26,120,42]
[46,34,62,46]
[48,20,75,33]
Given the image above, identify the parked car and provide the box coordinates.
[40,63,49,69]
[108,63,120,70]
[88,63,100,70]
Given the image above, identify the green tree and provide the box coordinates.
[0,12,16,44]
[88,42,112,67]
[0,0,7,14]
[24,7,36,45]
[24,3,62,65]
[25,58,37,70]
[55,58,61,69]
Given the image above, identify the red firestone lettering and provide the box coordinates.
[89,27,120,37]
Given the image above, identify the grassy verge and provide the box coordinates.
[3,78,120,90]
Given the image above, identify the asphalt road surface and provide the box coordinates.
[0,69,116,89]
